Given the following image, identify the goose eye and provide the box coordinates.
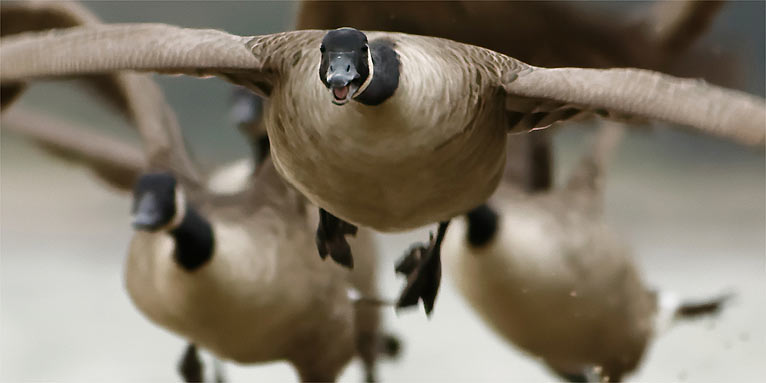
[320,45,326,53]
[361,45,368,53]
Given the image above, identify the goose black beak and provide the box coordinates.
[132,193,163,230]
[327,53,360,105]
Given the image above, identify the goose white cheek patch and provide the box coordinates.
[353,49,375,98]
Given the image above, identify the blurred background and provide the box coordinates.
[1,1,764,381]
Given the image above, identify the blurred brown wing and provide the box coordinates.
[0,23,323,97]
[1,108,145,191]
[0,9,205,189]
[502,66,765,146]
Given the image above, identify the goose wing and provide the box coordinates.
[501,65,765,146]
[0,0,101,109]
[0,9,205,190]
[1,108,145,191]
[0,23,322,97]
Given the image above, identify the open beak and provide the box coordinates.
[132,193,162,230]
[327,53,360,105]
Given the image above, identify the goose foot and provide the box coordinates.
[178,343,204,383]
[395,221,450,315]
[315,207,357,268]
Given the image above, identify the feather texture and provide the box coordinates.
[1,23,762,230]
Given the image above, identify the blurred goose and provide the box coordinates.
[128,159,372,382]
[1,2,394,378]
[4,106,398,383]
[1,19,763,314]
[3,108,397,383]
[441,124,731,382]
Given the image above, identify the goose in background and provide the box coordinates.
[441,124,732,382]
[1,2,395,379]
[1,6,763,316]
[4,105,399,382]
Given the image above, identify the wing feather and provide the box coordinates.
[503,66,765,145]
[1,108,145,191]
[0,23,323,96]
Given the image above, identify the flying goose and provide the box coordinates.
[296,0,737,195]
[1,4,395,377]
[441,123,731,382]
[292,0,739,315]
[1,22,763,315]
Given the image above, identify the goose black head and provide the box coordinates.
[319,27,372,105]
[131,172,185,232]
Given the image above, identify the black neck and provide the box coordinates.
[355,39,400,106]
[170,205,215,271]
[465,205,499,248]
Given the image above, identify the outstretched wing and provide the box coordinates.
[1,108,145,191]
[0,0,101,110]
[0,23,323,97]
[501,65,765,146]
[0,6,208,190]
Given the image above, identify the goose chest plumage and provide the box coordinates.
[268,30,509,232]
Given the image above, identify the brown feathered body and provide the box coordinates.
[266,31,520,231]
[125,161,378,381]
[443,182,656,381]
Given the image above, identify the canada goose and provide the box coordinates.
[441,123,731,382]
[295,0,736,194]
[128,159,365,382]
[292,0,739,315]
[2,105,397,382]
[1,21,763,315]
[1,3,394,377]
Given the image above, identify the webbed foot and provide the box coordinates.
[395,221,450,315]
[316,208,357,268]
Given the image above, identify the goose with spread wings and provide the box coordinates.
[2,23,763,315]
[1,3,397,378]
